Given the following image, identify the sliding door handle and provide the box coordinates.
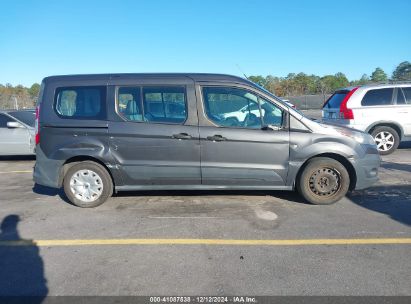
[172,133,192,140]
[207,134,227,142]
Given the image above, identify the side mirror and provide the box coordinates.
[262,124,282,131]
[7,121,23,129]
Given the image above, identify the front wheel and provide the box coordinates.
[297,157,350,205]
[63,161,113,208]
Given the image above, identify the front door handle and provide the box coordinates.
[172,133,192,140]
[207,134,227,142]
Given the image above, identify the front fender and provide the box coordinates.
[286,132,360,187]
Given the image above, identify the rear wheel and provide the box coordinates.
[297,157,350,205]
[63,161,113,208]
[371,126,399,155]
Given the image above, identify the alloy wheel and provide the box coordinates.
[374,131,395,152]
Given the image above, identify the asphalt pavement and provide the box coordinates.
[0,142,410,296]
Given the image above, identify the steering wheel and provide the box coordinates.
[243,113,259,127]
[144,112,155,122]
[222,117,240,127]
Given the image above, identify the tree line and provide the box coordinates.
[0,83,40,109]
[248,61,411,97]
[0,61,410,109]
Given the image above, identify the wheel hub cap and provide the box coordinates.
[69,169,103,203]
[309,168,341,196]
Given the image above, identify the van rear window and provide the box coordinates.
[323,91,348,109]
[55,86,106,119]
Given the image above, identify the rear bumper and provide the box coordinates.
[33,147,63,188]
[352,153,381,190]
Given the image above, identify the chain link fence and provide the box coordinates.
[0,94,36,110]
[281,94,331,110]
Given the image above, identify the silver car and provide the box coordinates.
[0,110,36,156]
[322,83,411,154]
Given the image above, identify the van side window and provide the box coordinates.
[401,87,411,104]
[142,87,187,124]
[202,87,262,129]
[117,87,143,122]
[361,88,393,106]
[55,86,106,119]
[259,98,284,127]
[202,87,283,129]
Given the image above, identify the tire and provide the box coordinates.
[371,126,400,155]
[297,157,350,205]
[63,161,113,208]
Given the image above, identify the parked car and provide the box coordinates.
[322,83,411,155]
[0,110,36,156]
[33,74,380,208]
[281,99,297,109]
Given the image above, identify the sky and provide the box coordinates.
[0,0,410,86]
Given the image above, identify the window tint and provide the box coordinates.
[142,87,186,124]
[8,111,35,127]
[0,114,14,128]
[202,87,280,129]
[259,98,283,127]
[396,88,406,104]
[323,91,348,109]
[202,87,261,129]
[55,86,106,119]
[117,87,143,122]
[361,88,393,106]
[401,87,411,104]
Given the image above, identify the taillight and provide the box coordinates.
[35,106,40,145]
[339,87,358,120]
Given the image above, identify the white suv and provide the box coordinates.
[322,83,411,155]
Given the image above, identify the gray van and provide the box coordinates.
[33,74,380,207]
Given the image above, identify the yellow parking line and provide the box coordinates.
[0,170,32,174]
[1,238,411,247]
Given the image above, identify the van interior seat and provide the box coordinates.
[125,100,143,121]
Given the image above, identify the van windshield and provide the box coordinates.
[323,91,349,109]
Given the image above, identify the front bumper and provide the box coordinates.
[353,153,381,190]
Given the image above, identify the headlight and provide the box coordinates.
[353,133,366,144]
[355,133,376,145]
[363,145,379,155]
[338,129,374,145]
[362,133,376,145]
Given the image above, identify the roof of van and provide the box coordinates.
[42,73,252,84]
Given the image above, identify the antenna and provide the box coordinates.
[236,64,249,79]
